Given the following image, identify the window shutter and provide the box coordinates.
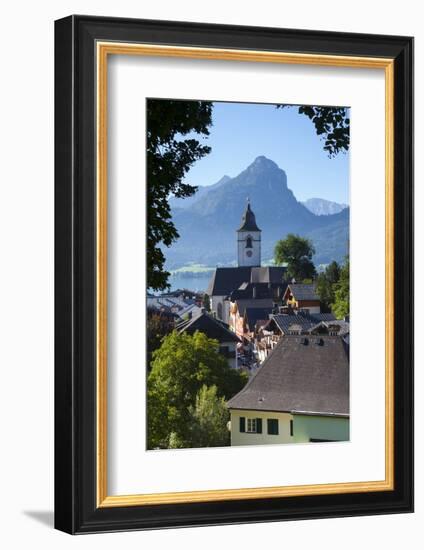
[256,418,262,434]
[267,418,279,435]
[239,417,245,433]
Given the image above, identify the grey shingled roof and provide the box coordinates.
[207,266,286,296]
[228,281,287,301]
[207,267,252,296]
[270,314,315,334]
[235,299,274,316]
[227,334,349,416]
[244,307,273,331]
[177,312,240,343]
[298,312,336,322]
[309,320,350,336]
[286,283,319,301]
[237,202,261,232]
[265,312,343,335]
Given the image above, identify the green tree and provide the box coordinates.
[325,260,341,284]
[332,257,349,319]
[169,385,230,449]
[147,330,247,449]
[146,308,175,369]
[147,99,213,291]
[277,105,349,157]
[316,261,341,312]
[202,293,211,312]
[274,233,316,281]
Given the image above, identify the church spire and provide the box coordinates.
[237,198,261,232]
[237,199,261,267]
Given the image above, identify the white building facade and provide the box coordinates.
[229,409,349,446]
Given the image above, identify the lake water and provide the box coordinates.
[169,272,213,293]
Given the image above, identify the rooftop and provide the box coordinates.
[235,299,274,317]
[237,200,261,232]
[207,266,287,296]
[285,283,319,302]
[227,334,349,416]
[269,314,315,334]
[228,281,287,302]
[177,312,240,343]
[244,307,274,331]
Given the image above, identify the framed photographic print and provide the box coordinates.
[54,15,414,534]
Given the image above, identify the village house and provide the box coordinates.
[283,283,321,314]
[227,329,349,445]
[229,298,274,339]
[243,307,274,338]
[226,281,286,335]
[255,310,347,363]
[255,314,314,363]
[177,311,241,369]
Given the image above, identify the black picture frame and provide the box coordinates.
[55,15,414,534]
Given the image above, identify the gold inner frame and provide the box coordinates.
[96,42,395,508]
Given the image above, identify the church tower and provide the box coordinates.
[237,199,261,267]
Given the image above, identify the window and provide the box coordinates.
[247,418,257,433]
[245,236,253,249]
[240,417,262,433]
[267,418,279,435]
[290,419,294,437]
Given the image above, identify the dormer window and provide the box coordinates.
[245,236,253,249]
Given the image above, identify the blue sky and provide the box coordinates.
[182,101,350,205]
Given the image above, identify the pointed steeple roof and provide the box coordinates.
[237,199,261,232]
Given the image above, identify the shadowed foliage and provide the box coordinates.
[316,261,341,312]
[147,99,213,290]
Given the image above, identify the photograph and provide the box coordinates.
[146,98,350,450]
[52,13,413,535]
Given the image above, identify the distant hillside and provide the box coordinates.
[165,156,349,269]
[169,175,231,210]
[302,197,348,216]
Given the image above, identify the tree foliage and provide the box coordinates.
[147,330,247,449]
[316,261,341,312]
[147,99,213,290]
[169,385,230,448]
[332,257,350,319]
[277,105,350,157]
[146,308,175,368]
[202,293,211,312]
[274,233,316,281]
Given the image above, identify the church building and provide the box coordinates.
[207,200,287,323]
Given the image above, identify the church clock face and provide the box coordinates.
[246,250,252,257]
